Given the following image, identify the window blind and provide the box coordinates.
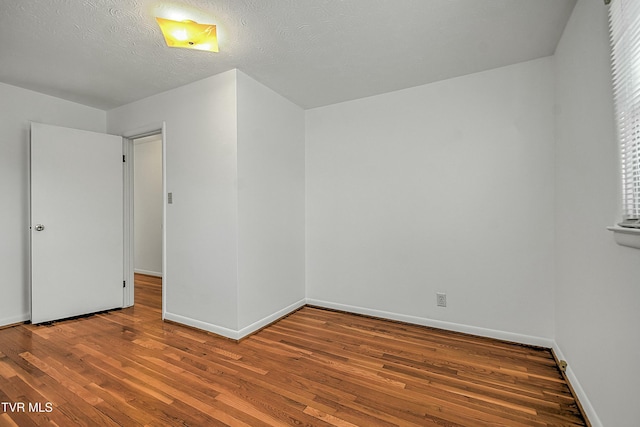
[609,0,640,224]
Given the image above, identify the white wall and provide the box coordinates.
[108,70,240,333]
[0,82,106,327]
[305,58,556,343]
[236,71,306,332]
[134,137,163,277]
[108,69,307,338]
[554,1,640,426]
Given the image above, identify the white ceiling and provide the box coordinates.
[0,0,577,110]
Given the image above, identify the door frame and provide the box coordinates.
[122,122,167,319]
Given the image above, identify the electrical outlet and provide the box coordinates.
[436,292,447,307]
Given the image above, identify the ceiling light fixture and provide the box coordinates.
[155,17,218,52]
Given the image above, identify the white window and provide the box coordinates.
[609,0,640,228]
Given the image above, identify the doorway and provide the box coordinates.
[30,122,167,323]
[133,135,163,278]
[123,125,166,317]
[132,134,163,309]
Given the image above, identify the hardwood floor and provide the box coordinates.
[0,274,587,426]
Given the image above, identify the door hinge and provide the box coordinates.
[123,280,126,288]
[123,155,126,162]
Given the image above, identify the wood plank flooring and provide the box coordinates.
[0,274,587,426]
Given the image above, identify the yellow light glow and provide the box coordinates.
[171,28,188,41]
[155,17,218,52]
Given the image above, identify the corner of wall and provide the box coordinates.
[552,342,604,427]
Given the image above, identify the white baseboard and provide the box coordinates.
[237,299,306,339]
[134,269,162,277]
[305,299,554,348]
[164,311,240,340]
[0,313,30,328]
[163,299,306,341]
[552,343,602,427]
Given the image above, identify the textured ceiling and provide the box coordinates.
[0,0,577,110]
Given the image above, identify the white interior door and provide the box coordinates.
[31,122,124,324]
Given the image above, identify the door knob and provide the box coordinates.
[34,224,45,231]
